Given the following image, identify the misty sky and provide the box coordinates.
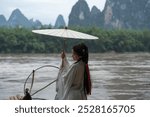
[0,0,106,25]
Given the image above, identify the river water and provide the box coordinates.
[0,53,150,100]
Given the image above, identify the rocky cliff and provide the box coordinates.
[69,0,150,29]
[68,0,104,28]
[68,0,91,27]
[90,6,104,27]
[103,0,150,29]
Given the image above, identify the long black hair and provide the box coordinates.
[72,43,89,64]
[73,43,91,95]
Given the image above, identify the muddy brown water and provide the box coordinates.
[0,53,150,100]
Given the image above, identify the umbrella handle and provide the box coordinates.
[63,38,66,51]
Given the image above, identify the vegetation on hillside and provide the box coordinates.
[0,27,150,53]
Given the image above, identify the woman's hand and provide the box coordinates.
[60,51,66,68]
[61,51,66,59]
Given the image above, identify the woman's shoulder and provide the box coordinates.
[73,60,85,69]
[68,60,85,72]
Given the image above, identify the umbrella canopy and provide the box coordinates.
[32,28,99,40]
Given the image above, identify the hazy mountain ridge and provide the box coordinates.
[0,9,43,29]
[7,9,33,28]
[1,0,150,29]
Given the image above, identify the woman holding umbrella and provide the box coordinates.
[55,43,92,100]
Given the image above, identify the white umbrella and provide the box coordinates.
[32,27,98,50]
[32,28,98,40]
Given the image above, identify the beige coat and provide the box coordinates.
[55,58,87,100]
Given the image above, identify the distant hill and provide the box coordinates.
[29,19,42,29]
[8,9,32,28]
[0,8,65,29]
[0,9,42,29]
[0,15,7,26]
[54,14,66,28]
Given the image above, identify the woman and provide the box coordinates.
[55,43,91,100]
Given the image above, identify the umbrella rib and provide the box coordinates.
[67,30,76,39]
[49,29,62,38]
